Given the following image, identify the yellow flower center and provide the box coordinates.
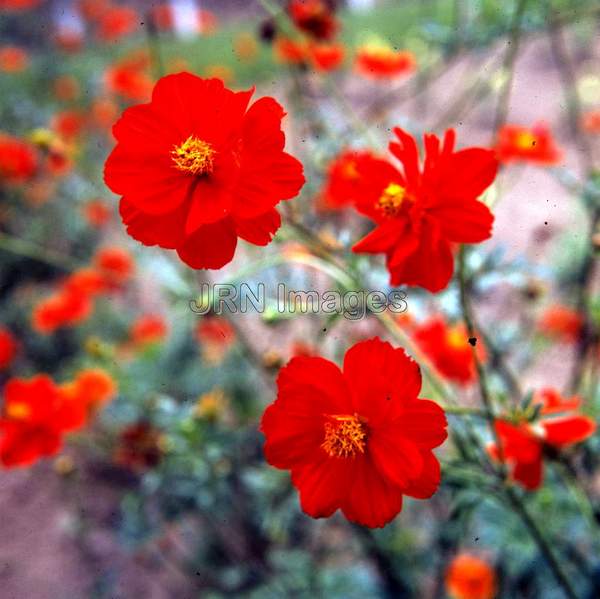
[171,135,215,175]
[377,182,407,216]
[446,327,468,350]
[321,414,367,458]
[6,402,31,420]
[516,131,537,150]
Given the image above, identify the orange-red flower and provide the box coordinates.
[308,42,345,72]
[495,123,562,165]
[352,128,497,292]
[538,304,582,343]
[445,553,497,599]
[0,327,18,370]
[61,368,117,415]
[151,3,173,31]
[51,110,87,141]
[130,314,168,347]
[320,149,388,210]
[582,110,600,134]
[83,199,112,227]
[355,44,416,79]
[0,133,37,183]
[104,59,153,102]
[0,375,87,467]
[274,37,307,65]
[261,338,447,527]
[32,285,93,334]
[489,389,596,490]
[93,246,135,286]
[288,0,338,41]
[91,97,119,131]
[105,73,305,270]
[0,0,40,11]
[0,45,29,72]
[96,5,138,42]
[413,317,485,385]
[197,9,218,35]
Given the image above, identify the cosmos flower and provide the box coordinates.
[61,368,117,415]
[495,123,562,165]
[0,45,29,72]
[0,375,87,467]
[32,285,93,334]
[130,314,169,348]
[413,317,486,385]
[445,553,497,599]
[104,73,305,270]
[0,133,38,183]
[288,0,338,41]
[93,246,135,286]
[307,42,345,72]
[355,44,415,79]
[352,128,497,292]
[488,388,596,490]
[261,337,447,528]
[0,327,18,370]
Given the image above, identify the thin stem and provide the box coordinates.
[504,485,579,599]
[0,231,80,271]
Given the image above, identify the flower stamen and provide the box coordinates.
[376,182,407,216]
[321,413,367,458]
[171,135,215,175]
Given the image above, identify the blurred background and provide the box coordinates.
[1,1,600,597]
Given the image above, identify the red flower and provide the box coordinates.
[32,285,92,334]
[538,304,582,343]
[0,327,18,370]
[54,28,84,53]
[288,0,338,41]
[495,123,562,165]
[307,42,345,72]
[91,97,119,131]
[197,9,218,35]
[583,110,600,134]
[352,128,497,292]
[61,368,117,415]
[104,60,153,102]
[489,389,596,490]
[96,5,138,42]
[0,375,86,467]
[83,199,112,227]
[151,4,173,31]
[130,314,168,347]
[413,317,485,385]
[355,45,415,79]
[274,37,307,65]
[105,73,305,270]
[445,553,497,599]
[0,45,29,72]
[0,133,37,183]
[320,149,389,210]
[51,109,87,140]
[93,246,135,286]
[261,338,447,528]
[0,0,40,11]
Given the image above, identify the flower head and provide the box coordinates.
[495,123,562,165]
[105,73,305,270]
[0,45,29,72]
[445,553,497,599]
[130,314,168,348]
[352,128,497,292]
[0,327,18,370]
[0,133,38,184]
[489,388,596,490]
[355,44,415,79]
[288,0,338,41]
[261,338,447,528]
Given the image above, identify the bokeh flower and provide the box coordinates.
[538,304,582,343]
[130,314,169,348]
[288,0,338,41]
[261,337,447,528]
[0,133,38,183]
[0,45,29,72]
[105,73,305,270]
[0,326,18,370]
[445,553,497,599]
[495,123,562,165]
[355,44,415,79]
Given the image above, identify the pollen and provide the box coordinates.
[446,327,468,350]
[322,414,367,458]
[376,182,407,216]
[515,131,537,150]
[171,135,215,175]
[6,402,31,420]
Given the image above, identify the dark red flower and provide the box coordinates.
[495,123,562,165]
[288,0,338,41]
[489,389,596,490]
[351,128,497,292]
[320,149,390,210]
[0,375,87,467]
[261,338,447,528]
[105,73,305,270]
[355,44,415,79]
[114,421,164,471]
[0,327,18,370]
[413,317,486,385]
[0,133,37,183]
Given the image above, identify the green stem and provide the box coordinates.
[0,231,80,271]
